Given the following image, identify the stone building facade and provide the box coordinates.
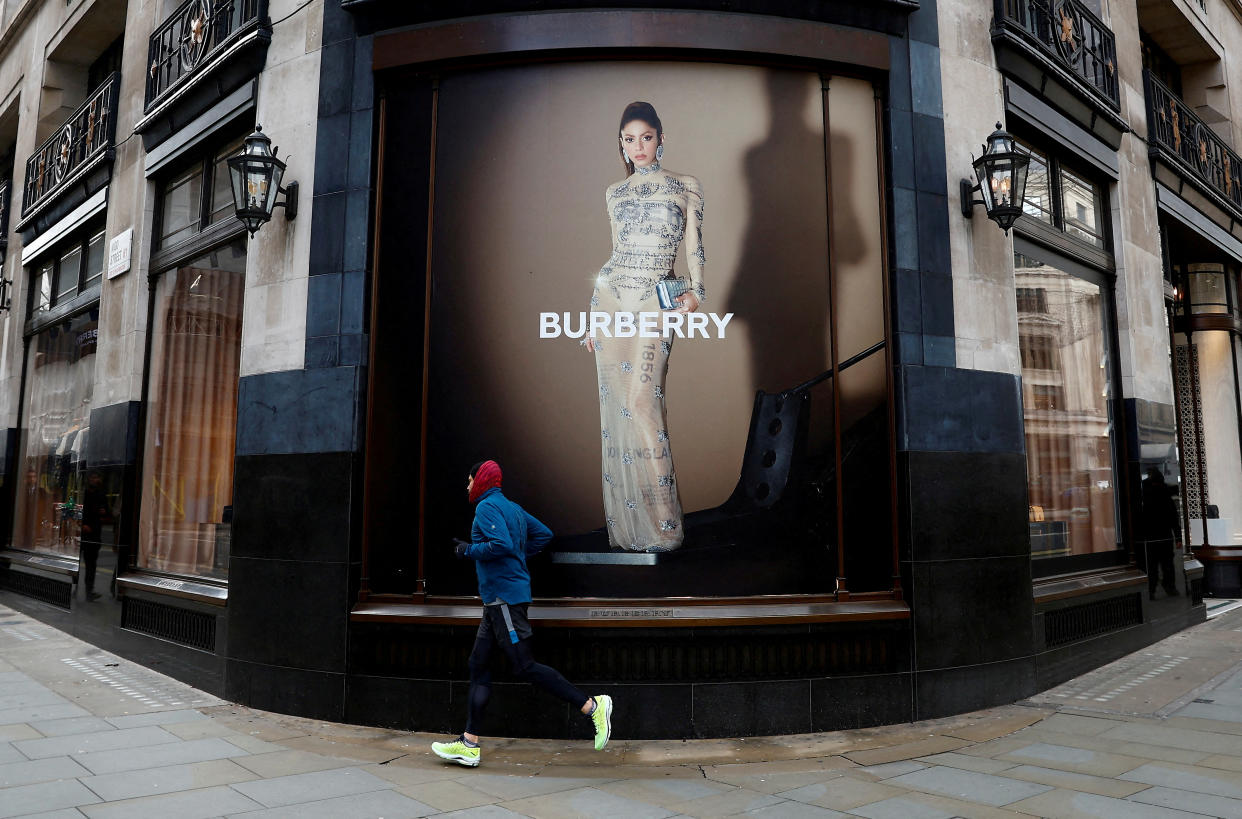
[0,0,1235,738]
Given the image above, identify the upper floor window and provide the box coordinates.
[156,136,244,249]
[27,221,106,317]
[1018,139,1108,250]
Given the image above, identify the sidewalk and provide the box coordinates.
[1,601,1240,818]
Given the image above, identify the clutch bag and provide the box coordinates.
[656,278,690,310]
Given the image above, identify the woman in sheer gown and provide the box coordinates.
[584,101,705,552]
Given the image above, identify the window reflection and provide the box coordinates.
[1061,167,1104,248]
[1016,252,1119,558]
[12,312,99,557]
[138,240,247,580]
[1022,146,1054,226]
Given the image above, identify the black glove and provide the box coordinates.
[453,538,471,559]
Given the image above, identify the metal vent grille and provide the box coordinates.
[1189,577,1203,606]
[351,623,903,683]
[0,569,72,609]
[1044,593,1142,648]
[121,597,217,652]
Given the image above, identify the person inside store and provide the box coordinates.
[1139,467,1181,601]
[582,100,704,553]
[430,460,613,767]
[79,471,112,601]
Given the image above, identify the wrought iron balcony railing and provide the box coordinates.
[21,74,118,220]
[1145,70,1242,219]
[995,0,1120,109]
[146,0,268,113]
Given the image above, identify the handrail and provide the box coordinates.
[21,74,118,219]
[1145,69,1242,221]
[145,0,268,113]
[994,0,1120,109]
[782,340,886,399]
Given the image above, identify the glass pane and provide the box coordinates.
[1187,269,1230,314]
[1020,144,1054,226]
[210,139,245,223]
[160,166,202,247]
[30,263,53,314]
[1061,167,1105,247]
[1016,251,1119,558]
[56,245,82,301]
[83,230,106,288]
[138,238,247,580]
[11,312,99,559]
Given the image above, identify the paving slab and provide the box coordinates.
[501,785,677,818]
[1119,760,1242,798]
[0,702,90,725]
[664,785,786,817]
[1198,753,1242,773]
[75,735,253,775]
[998,763,1150,798]
[0,778,102,818]
[79,757,259,801]
[0,724,42,742]
[434,806,532,818]
[774,776,908,811]
[105,708,211,729]
[912,751,1018,774]
[0,755,92,788]
[850,792,1029,819]
[1101,720,1242,756]
[595,774,735,807]
[884,765,1054,807]
[14,724,180,759]
[225,786,439,818]
[854,760,928,779]
[743,801,849,818]
[0,743,25,764]
[464,771,618,800]
[232,748,356,778]
[396,779,502,811]
[28,715,116,737]
[702,757,854,793]
[996,741,1148,776]
[842,735,971,766]
[1128,785,1242,818]
[77,783,264,819]
[1007,787,1211,818]
[229,765,393,808]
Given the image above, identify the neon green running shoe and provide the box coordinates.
[431,736,480,767]
[590,694,613,750]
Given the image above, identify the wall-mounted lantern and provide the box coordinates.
[227,125,298,236]
[960,122,1030,234]
[0,277,12,313]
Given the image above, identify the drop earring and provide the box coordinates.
[655,144,664,162]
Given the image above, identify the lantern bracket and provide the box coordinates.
[275,181,298,221]
[960,177,986,218]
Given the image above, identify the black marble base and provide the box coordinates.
[343,672,916,739]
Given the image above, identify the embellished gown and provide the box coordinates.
[590,162,705,552]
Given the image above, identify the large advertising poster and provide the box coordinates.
[409,61,888,597]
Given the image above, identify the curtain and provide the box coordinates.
[139,241,245,578]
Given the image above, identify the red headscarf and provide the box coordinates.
[468,460,503,504]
